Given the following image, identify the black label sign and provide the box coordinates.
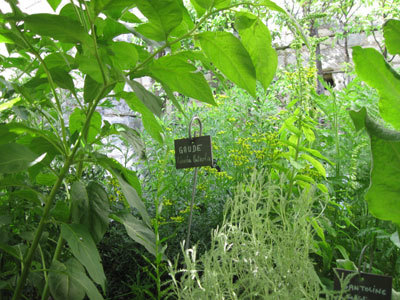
[334,269,392,300]
[174,136,213,169]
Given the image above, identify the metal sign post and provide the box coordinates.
[174,116,213,250]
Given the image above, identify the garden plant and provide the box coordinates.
[0,0,399,299]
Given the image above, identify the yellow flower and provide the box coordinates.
[170,216,184,223]
[163,198,173,206]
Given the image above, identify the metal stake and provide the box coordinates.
[185,116,202,250]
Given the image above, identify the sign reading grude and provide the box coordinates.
[174,136,213,169]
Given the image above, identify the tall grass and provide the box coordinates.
[169,171,346,299]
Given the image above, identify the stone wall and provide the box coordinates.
[276,29,400,90]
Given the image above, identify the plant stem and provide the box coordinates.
[12,156,73,300]
[185,167,199,250]
[12,81,108,300]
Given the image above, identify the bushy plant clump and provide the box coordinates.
[169,171,346,299]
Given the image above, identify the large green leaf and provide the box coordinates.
[24,14,91,45]
[350,108,400,225]
[0,97,20,112]
[6,123,63,155]
[384,19,400,55]
[93,0,134,18]
[197,31,256,96]
[95,17,130,41]
[85,182,110,244]
[83,75,102,103]
[47,0,62,11]
[368,133,400,225]
[135,0,183,41]
[235,12,277,90]
[41,53,76,72]
[96,154,142,195]
[49,67,76,94]
[49,260,85,300]
[49,259,104,300]
[0,143,44,174]
[114,123,145,158]
[352,46,400,130]
[76,54,106,83]
[109,41,138,70]
[191,0,230,10]
[148,54,215,105]
[120,92,164,144]
[257,0,287,14]
[60,223,106,290]
[114,170,150,225]
[114,213,157,257]
[70,181,89,225]
[69,108,102,144]
[126,80,163,117]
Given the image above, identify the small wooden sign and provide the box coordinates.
[174,136,213,169]
[334,268,392,300]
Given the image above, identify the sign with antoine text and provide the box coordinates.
[334,268,392,300]
[174,135,213,169]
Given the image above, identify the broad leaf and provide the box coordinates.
[0,97,20,112]
[94,0,134,18]
[0,143,43,174]
[6,123,63,155]
[49,68,76,94]
[83,75,102,103]
[300,153,326,178]
[148,54,215,105]
[109,41,138,70]
[36,172,58,186]
[135,0,183,41]
[85,182,110,244]
[96,154,142,195]
[41,53,75,72]
[192,0,230,10]
[367,133,400,225]
[114,123,145,158]
[70,181,89,224]
[384,19,400,55]
[60,223,106,290]
[69,108,102,144]
[49,259,104,300]
[352,46,400,130]
[126,80,163,117]
[95,18,130,41]
[391,231,400,248]
[119,91,163,143]
[49,260,85,300]
[114,171,150,226]
[257,0,287,14]
[47,0,62,11]
[77,54,106,83]
[114,213,157,257]
[235,12,277,90]
[197,31,256,96]
[24,14,91,45]
[350,109,400,225]
[189,0,206,17]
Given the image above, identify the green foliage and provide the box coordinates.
[197,31,257,96]
[0,0,284,298]
[350,19,400,228]
[169,172,341,299]
[352,46,400,130]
